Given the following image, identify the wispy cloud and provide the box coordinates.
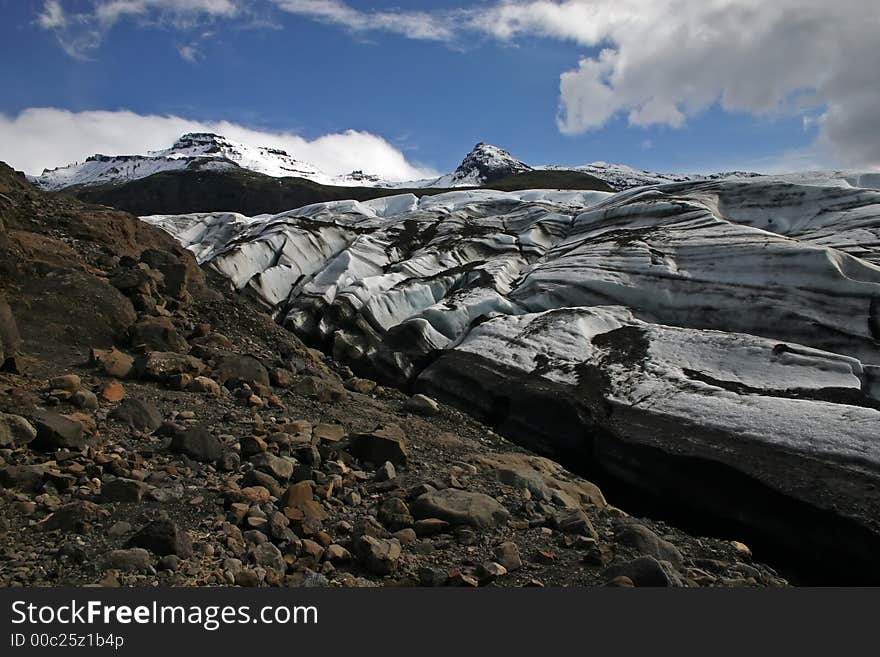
[36,0,244,59]
[178,44,202,63]
[270,0,458,42]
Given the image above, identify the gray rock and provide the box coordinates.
[374,461,396,482]
[128,317,189,353]
[405,393,440,416]
[170,425,222,463]
[129,519,193,558]
[31,410,84,450]
[351,424,408,466]
[109,399,162,431]
[352,535,402,575]
[72,389,99,410]
[0,465,45,492]
[108,548,155,572]
[494,541,523,571]
[134,351,205,381]
[250,542,286,574]
[615,523,684,569]
[411,488,510,529]
[377,497,414,531]
[216,354,269,389]
[603,556,683,587]
[0,413,37,447]
[554,508,598,538]
[250,452,294,482]
[101,478,149,503]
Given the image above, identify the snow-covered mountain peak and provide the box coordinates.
[438,142,532,187]
[32,132,377,191]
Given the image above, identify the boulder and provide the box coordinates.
[351,535,402,575]
[71,389,99,410]
[291,376,345,403]
[411,488,510,529]
[554,508,598,539]
[405,393,440,416]
[603,556,683,587]
[108,399,162,432]
[215,355,269,389]
[170,426,223,463]
[41,501,108,532]
[0,413,37,447]
[134,351,204,381]
[494,541,523,571]
[101,478,149,503]
[189,376,221,396]
[250,452,294,482]
[0,464,45,492]
[108,548,155,573]
[139,248,190,299]
[31,410,85,450]
[128,317,189,353]
[90,347,134,378]
[377,497,414,531]
[129,519,193,558]
[351,424,408,466]
[615,523,684,569]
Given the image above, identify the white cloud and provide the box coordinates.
[178,44,202,62]
[270,0,457,42]
[0,107,436,181]
[471,0,880,169]
[271,0,880,169]
[36,0,243,58]
[37,0,66,29]
[31,1,880,169]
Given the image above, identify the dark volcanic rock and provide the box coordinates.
[109,399,163,431]
[129,519,193,558]
[170,425,222,463]
[215,354,269,389]
[31,410,85,450]
[603,556,682,588]
[128,317,189,353]
[351,424,408,466]
[351,535,402,575]
[615,523,684,569]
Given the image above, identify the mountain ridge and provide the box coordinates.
[31,132,737,194]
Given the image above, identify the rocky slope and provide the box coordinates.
[142,176,880,583]
[0,162,778,588]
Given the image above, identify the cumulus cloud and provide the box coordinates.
[268,0,880,168]
[0,108,436,181]
[31,1,880,169]
[472,0,880,168]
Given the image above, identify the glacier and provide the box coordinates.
[143,174,880,575]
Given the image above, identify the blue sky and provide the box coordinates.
[1,1,876,179]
